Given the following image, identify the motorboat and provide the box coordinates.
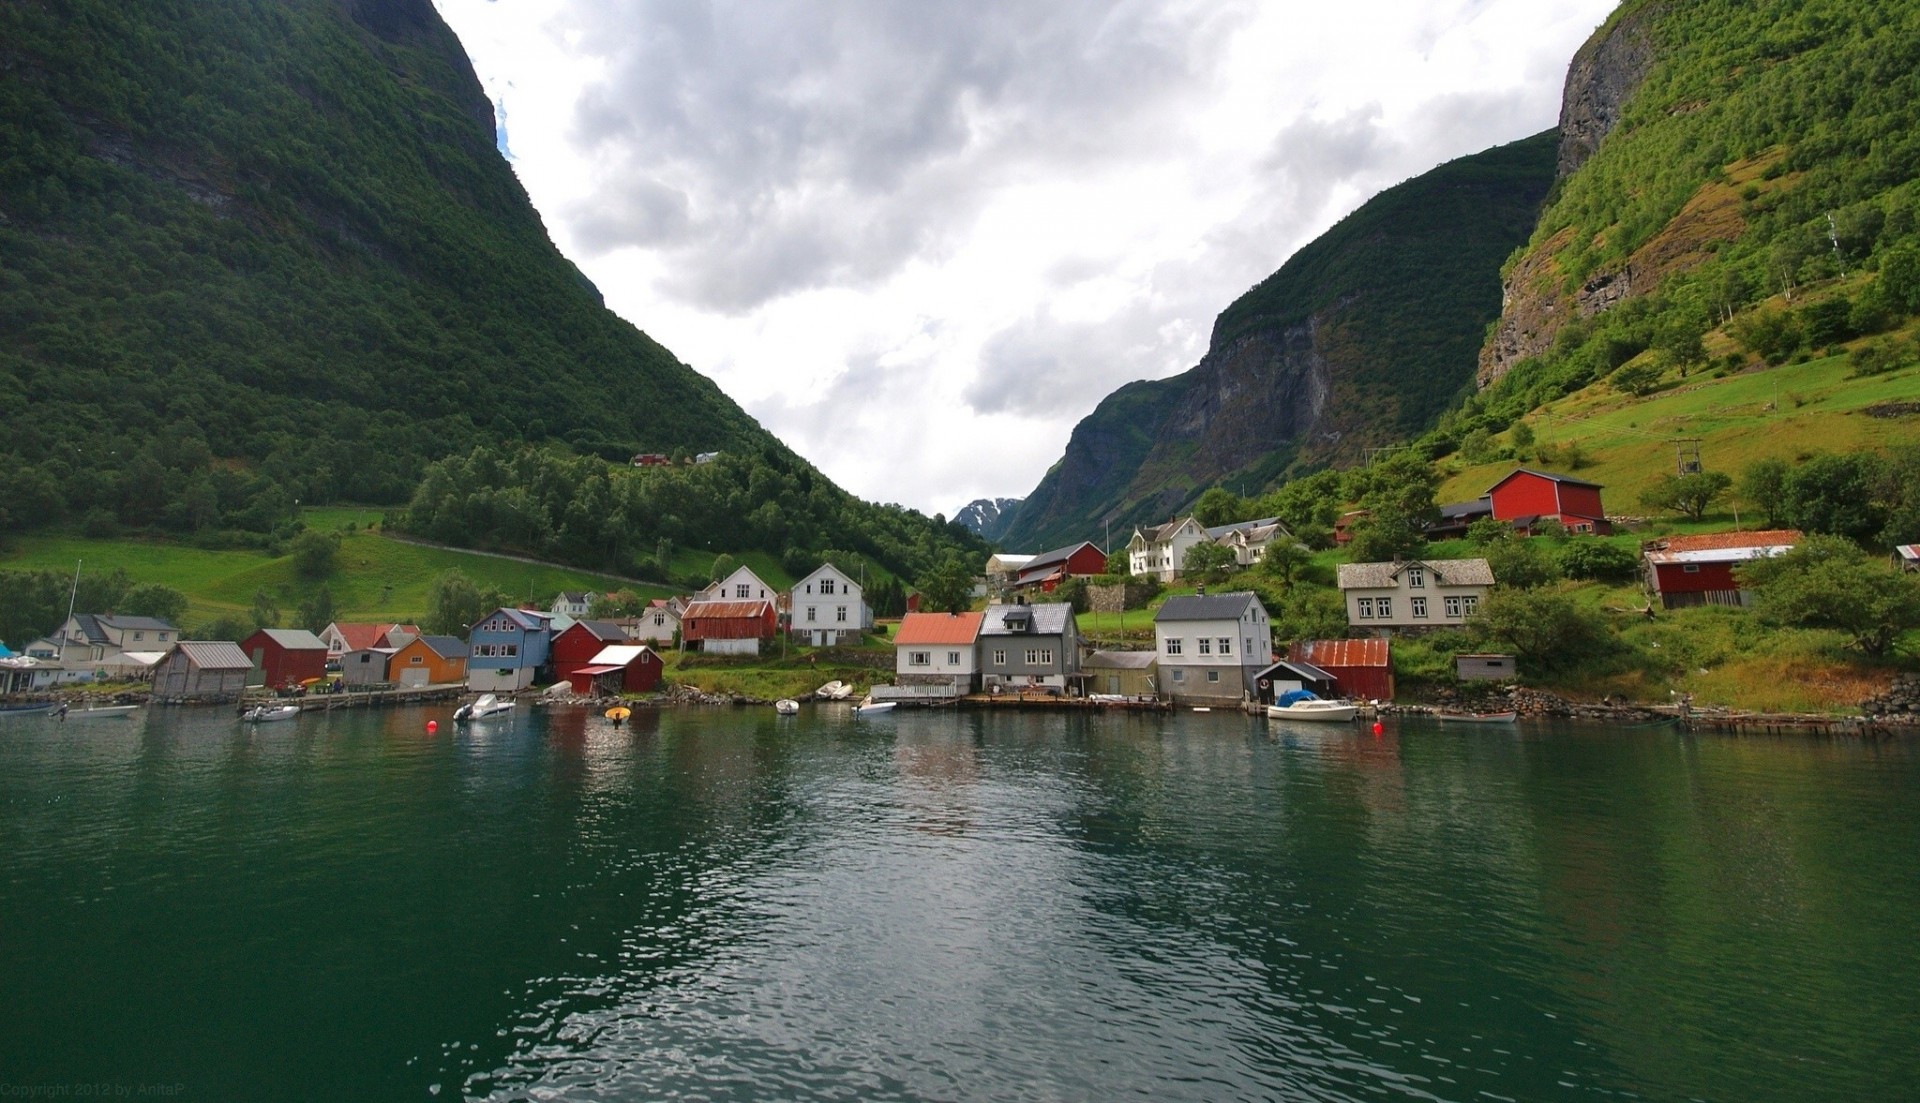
[1434,710,1519,723]
[243,704,301,723]
[55,704,140,721]
[814,680,853,700]
[774,698,800,715]
[0,702,61,719]
[1266,691,1358,723]
[454,694,514,721]
[851,697,896,716]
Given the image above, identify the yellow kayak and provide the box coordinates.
[604,706,632,725]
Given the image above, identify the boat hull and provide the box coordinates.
[1266,703,1359,722]
[1435,711,1518,724]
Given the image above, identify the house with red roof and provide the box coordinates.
[1486,469,1610,535]
[319,621,421,661]
[893,611,986,693]
[1643,530,1802,609]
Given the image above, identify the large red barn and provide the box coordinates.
[1012,541,1111,592]
[1289,638,1395,701]
[1485,469,1610,534]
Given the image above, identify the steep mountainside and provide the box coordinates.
[952,497,1023,542]
[999,132,1559,550]
[0,0,775,527]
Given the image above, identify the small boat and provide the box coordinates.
[56,704,140,721]
[0,702,60,719]
[1434,710,1519,724]
[814,680,853,700]
[774,698,800,715]
[851,697,895,715]
[243,704,301,723]
[1266,691,1358,722]
[454,694,514,721]
[604,706,632,726]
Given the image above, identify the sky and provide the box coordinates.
[432,0,1619,519]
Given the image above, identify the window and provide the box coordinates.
[1171,668,1185,682]
[410,655,423,664]
[1026,648,1052,665]
[1357,598,1374,620]
[1410,597,1427,619]
[1377,597,1392,619]
[1207,670,1219,683]
[359,654,372,665]
[1165,637,1183,655]
[1682,564,1701,574]
[837,607,848,622]
[1217,638,1231,656]
[653,615,666,626]
[821,579,835,594]
[504,644,518,658]
[1198,638,1211,655]
[1407,566,1425,589]
[909,651,931,667]
[1444,596,1462,618]
[992,649,1007,666]
[1461,595,1479,615]
[133,631,144,641]
[735,584,750,598]
[948,651,961,666]
[806,607,817,622]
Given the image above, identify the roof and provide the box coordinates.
[70,614,178,643]
[410,635,470,659]
[587,644,656,666]
[1024,541,1100,569]
[1899,545,1920,561]
[169,641,253,670]
[329,622,414,651]
[1085,649,1158,670]
[985,554,1035,572]
[1337,558,1495,589]
[1437,498,1494,521]
[558,591,592,603]
[893,611,986,646]
[1134,517,1199,544]
[1290,638,1390,669]
[1155,591,1264,622]
[1202,516,1284,540]
[479,608,551,632]
[682,600,774,620]
[1485,468,1605,494]
[1646,529,1803,554]
[561,619,629,642]
[573,665,623,676]
[979,603,1075,636]
[250,628,328,650]
[1254,659,1336,684]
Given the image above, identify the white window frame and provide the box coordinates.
[1165,637,1183,656]
[1410,597,1427,619]
[909,651,931,667]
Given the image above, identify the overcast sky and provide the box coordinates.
[433,0,1617,519]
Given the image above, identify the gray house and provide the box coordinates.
[977,602,1083,693]
[1153,591,1272,705]
[151,641,252,702]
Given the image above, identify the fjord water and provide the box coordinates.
[3,707,1916,1101]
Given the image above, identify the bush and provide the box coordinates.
[1558,540,1642,582]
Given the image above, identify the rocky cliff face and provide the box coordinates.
[1481,4,1663,387]
[953,497,1023,541]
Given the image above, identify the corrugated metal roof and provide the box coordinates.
[1898,545,1920,561]
[1646,529,1802,555]
[171,641,253,669]
[979,603,1074,636]
[587,645,655,666]
[254,628,327,649]
[573,665,622,676]
[683,600,774,619]
[894,612,985,645]
[563,620,629,641]
[1290,638,1390,669]
[1155,592,1263,622]
[1337,558,1494,589]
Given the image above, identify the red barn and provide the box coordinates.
[1012,541,1111,592]
[681,600,777,655]
[550,620,631,683]
[240,628,329,690]
[565,645,663,695]
[1289,638,1394,701]
[1643,529,1802,609]
[1485,469,1611,534]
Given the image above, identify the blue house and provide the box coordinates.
[466,608,554,692]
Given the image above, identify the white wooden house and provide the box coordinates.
[790,562,871,646]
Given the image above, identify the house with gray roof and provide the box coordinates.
[48,613,179,669]
[152,641,253,702]
[977,602,1083,692]
[1336,558,1494,634]
[1153,591,1272,704]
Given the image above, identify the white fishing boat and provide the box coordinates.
[243,704,301,723]
[1265,695,1359,722]
[851,697,896,715]
[774,698,800,715]
[56,704,141,721]
[814,680,853,700]
[453,694,514,721]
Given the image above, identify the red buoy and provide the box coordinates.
[426,720,439,734]
[1371,721,1384,737]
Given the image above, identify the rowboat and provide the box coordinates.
[243,704,300,723]
[1435,710,1518,724]
[774,698,800,715]
[57,704,141,721]
[0,703,61,718]
[814,680,853,700]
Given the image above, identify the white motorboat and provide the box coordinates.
[1266,698,1359,723]
[56,704,141,721]
[774,698,800,715]
[454,694,514,721]
[851,698,896,715]
[243,704,301,723]
[814,680,853,700]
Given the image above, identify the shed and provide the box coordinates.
[1251,659,1338,704]
[1289,639,1394,701]
[551,620,632,683]
[152,641,253,701]
[1894,545,1919,573]
[1083,650,1157,698]
[565,644,663,695]
[388,635,468,687]
[1643,529,1801,609]
[682,600,777,655]
[340,646,397,688]
[1455,653,1517,682]
[241,628,329,690]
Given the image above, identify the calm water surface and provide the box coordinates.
[2,704,1916,1101]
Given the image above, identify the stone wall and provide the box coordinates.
[1087,582,1159,614]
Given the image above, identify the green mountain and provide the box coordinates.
[997,131,1560,550]
[0,0,979,581]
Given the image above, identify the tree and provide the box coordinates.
[248,588,281,631]
[423,569,504,636]
[916,555,975,615]
[1257,541,1312,586]
[1557,540,1641,582]
[121,582,189,626]
[1638,471,1733,522]
[296,585,335,634]
[1270,586,1348,644]
[1344,506,1428,563]
[1781,452,1887,543]
[1182,540,1238,584]
[709,553,738,584]
[589,590,648,618]
[1610,359,1663,396]
[1484,538,1560,590]
[1741,458,1790,526]
[1879,244,1920,315]
[1466,516,1512,546]
[1104,548,1131,576]
[1192,487,1245,528]
[1468,586,1611,669]
[1738,535,1920,656]
[289,529,341,579]
[194,615,255,643]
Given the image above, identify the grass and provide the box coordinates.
[660,641,894,700]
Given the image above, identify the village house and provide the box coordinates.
[1007,542,1108,593]
[622,599,683,645]
[977,602,1082,692]
[1289,639,1395,701]
[240,627,329,690]
[152,641,253,702]
[42,614,179,678]
[1425,498,1495,540]
[564,644,663,696]
[550,620,632,684]
[790,563,872,646]
[704,565,779,604]
[548,591,599,631]
[466,607,553,692]
[1084,650,1158,699]
[680,599,777,655]
[387,635,469,687]
[1333,510,1369,546]
[1642,529,1802,609]
[1485,469,1611,535]
[1336,558,1495,634]
[1153,591,1272,705]
[319,622,420,662]
[892,611,985,696]
[1128,517,1209,581]
[1209,517,1291,567]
